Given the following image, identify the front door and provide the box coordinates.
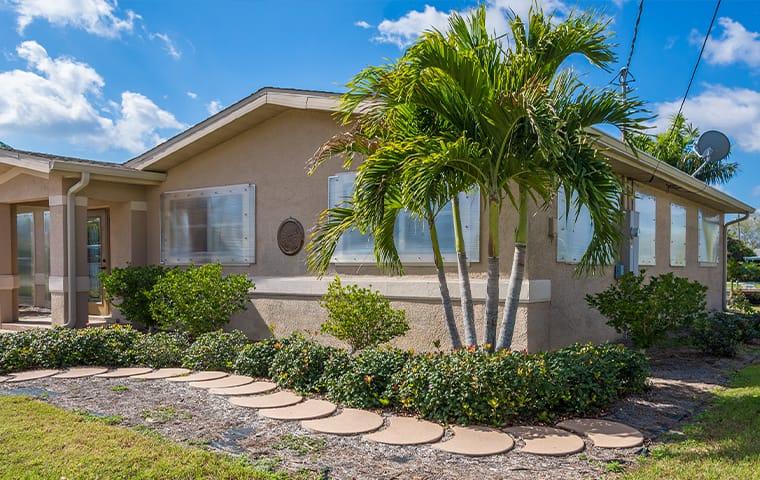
[87,209,110,316]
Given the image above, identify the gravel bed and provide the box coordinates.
[1,346,757,479]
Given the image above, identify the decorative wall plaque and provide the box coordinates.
[277,217,305,256]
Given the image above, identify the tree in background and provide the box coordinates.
[729,213,760,250]
[629,113,738,185]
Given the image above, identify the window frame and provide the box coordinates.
[327,172,481,264]
[669,202,687,267]
[160,184,255,266]
[698,208,721,266]
[556,187,594,264]
[635,190,657,266]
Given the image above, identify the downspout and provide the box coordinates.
[64,172,90,328]
[722,212,750,310]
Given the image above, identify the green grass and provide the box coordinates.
[624,364,760,480]
[0,396,298,480]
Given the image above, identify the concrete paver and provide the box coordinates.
[52,367,110,379]
[209,381,278,396]
[130,368,191,380]
[302,408,384,436]
[6,369,61,382]
[95,367,153,378]
[190,375,254,389]
[167,371,228,383]
[506,426,585,456]
[259,399,337,420]
[556,418,644,449]
[433,426,515,456]
[229,391,303,409]
[363,416,444,446]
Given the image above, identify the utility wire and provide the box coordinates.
[624,0,644,76]
[614,0,644,141]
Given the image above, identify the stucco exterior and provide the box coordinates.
[0,88,752,352]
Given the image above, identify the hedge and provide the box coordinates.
[0,327,649,426]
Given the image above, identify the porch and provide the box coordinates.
[0,147,165,330]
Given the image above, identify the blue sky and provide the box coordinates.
[1,0,760,209]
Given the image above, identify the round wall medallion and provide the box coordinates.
[277,218,305,256]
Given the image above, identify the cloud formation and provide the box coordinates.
[10,0,139,38]
[150,32,181,60]
[206,100,223,115]
[0,41,183,154]
[693,17,760,69]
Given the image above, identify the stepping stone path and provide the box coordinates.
[167,371,228,383]
[52,367,110,379]
[556,419,644,449]
[364,416,444,446]
[506,426,585,456]
[130,368,191,380]
[0,365,646,458]
[95,368,152,378]
[259,399,337,421]
[302,408,384,436]
[209,381,278,396]
[6,369,60,382]
[229,391,303,409]
[190,375,253,389]
[433,426,514,457]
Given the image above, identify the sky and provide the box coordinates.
[1,0,760,209]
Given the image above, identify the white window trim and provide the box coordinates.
[635,191,657,266]
[698,209,720,266]
[160,184,255,266]
[327,173,481,264]
[669,203,687,267]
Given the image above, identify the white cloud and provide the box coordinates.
[354,20,371,29]
[10,0,139,38]
[653,84,760,153]
[693,17,760,69]
[150,32,181,60]
[752,185,760,197]
[0,41,183,154]
[374,0,568,48]
[206,100,223,115]
[186,91,198,99]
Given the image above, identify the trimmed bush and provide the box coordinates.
[182,330,248,371]
[100,265,168,330]
[148,264,254,337]
[324,347,411,408]
[234,337,291,378]
[691,312,743,357]
[269,334,348,393]
[319,277,409,352]
[131,331,190,368]
[586,272,708,349]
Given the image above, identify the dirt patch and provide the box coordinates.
[1,347,757,480]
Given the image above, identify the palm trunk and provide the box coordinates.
[483,195,501,350]
[452,195,477,346]
[496,188,528,351]
[428,213,462,349]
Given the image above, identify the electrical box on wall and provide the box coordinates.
[620,210,640,274]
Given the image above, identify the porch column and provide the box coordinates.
[48,174,89,328]
[0,203,19,324]
[32,209,50,308]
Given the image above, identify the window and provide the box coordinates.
[556,187,594,263]
[698,209,720,264]
[670,203,686,267]
[327,172,480,263]
[635,191,656,266]
[161,184,255,265]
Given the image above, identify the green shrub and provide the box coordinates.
[234,337,291,378]
[586,272,708,349]
[324,347,411,408]
[269,334,347,393]
[182,330,248,371]
[100,265,168,330]
[69,326,142,366]
[131,331,190,368]
[319,277,409,352]
[691,312,743,357]
[148,264,254,337]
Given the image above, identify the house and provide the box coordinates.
[0,88,754,350]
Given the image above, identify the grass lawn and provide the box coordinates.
[624,363,760,480]
[0,395,298,480]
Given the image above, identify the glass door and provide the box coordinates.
[87,209,110,316]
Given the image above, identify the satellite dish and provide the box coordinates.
[696,130,731,162]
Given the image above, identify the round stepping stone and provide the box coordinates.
[95,367,153,378]
[166,371,228,383]
[0,376,10,383]
[229,391,303,409]
[433,426,514,457]
[506,426,585,456]
[556,419,644,449]
[130,368,191,380]
[302,408,384,436]
[6,369,60,382]
[209,381,278,396]
[52,367,110,379]
[259,400,337,421]
[363,416,444,446]
[189,375,253,389]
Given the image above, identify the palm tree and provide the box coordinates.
[629,114,738,185]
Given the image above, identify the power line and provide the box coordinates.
[612,0,644,97]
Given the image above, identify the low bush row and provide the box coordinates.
[0,327,648,425]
